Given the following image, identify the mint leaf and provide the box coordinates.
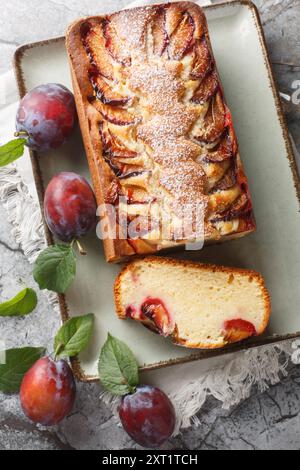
[33,244,76,294]
[98,334,139,396]
[0,288,37,317]
[54,313,94,359]
[0,139,26,167]
[0,347,45,393]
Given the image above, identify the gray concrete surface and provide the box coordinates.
[0,0,300,450]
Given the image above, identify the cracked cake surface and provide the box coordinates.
[66,1,256,263]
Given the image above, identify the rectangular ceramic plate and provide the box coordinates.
[13,0,300,382]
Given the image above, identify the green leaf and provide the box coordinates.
[0,347,45,393]
[54,313,94,359]
[0,139,26,167]
[0,288,37,317]
[33,244,76,294]
[98,333,139,396]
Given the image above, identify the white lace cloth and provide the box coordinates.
[0,0,299,435]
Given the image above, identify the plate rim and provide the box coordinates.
[12,0,300,383]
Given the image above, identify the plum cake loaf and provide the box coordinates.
[115,257,271,349]
[66,1,256,263]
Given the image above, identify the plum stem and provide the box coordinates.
[14,131,29,138]
[121,377,136,395]
[54,343,64,361]
[76,240,87,256]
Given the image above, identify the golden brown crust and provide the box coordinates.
[66,2,256,263]
[114,255,271,349]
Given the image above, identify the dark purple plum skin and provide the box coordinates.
[16,83,77,152]
[20,357,76,426]
[119,385,176,448]
[44,172,97,242]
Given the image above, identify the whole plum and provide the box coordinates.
[119,385,176,448]
[20,357,76,426]
[15,83,77,152]
[44,172,97,242]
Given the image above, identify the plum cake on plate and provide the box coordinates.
[66,1,256,263]
[115,257,271,349]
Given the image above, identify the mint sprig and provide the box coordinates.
[54,314,94,359]
[0,288,37,317]
[0,347,45,393]
[33,244,76,294]
[0,138,26,167]
[99,334,139,396]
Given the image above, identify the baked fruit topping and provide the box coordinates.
[100,123,137,159]
[212,193,252,223]
[223,319,257,343]
[67,2,256,262]
[115,257,271,349]
[99,125,143,178]
[168,12,195,60]
[89,66,130,107]
[152,7,169,56]
[165,3,185,37]
[81,22,115,81]
[104,19,131,66]
[140,298,174,336]
[211,167,237,192]
[191,70,219,104]
[201,132,233,163]
[190,36,213,80]
[92,100,139,126]
[194,92,226,143]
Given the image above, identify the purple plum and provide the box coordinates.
[16,83,77,152]
[119,385,176,448]
[44,172,97,242]
[20,356,76,426]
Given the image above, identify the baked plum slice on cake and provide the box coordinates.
[168,11,195,60]
[191,70,219,104]
[115,257,271,349]
[89,67,130,107]
[103,18,131,66]
[81,21,115,81]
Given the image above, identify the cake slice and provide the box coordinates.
[114,257,271,349]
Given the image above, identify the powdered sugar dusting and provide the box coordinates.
[128,54,207,228]
[115,4,210,236]
[110,7,156,51]
[81,2,254,247]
